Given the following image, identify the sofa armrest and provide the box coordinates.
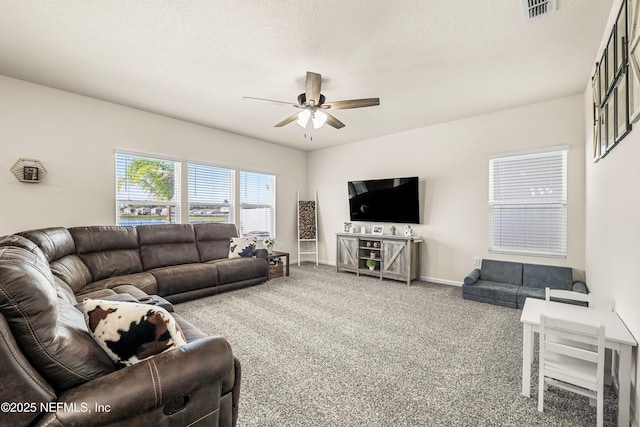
[464,269,481,285]
[254,248,268,259]
[96,292,140,303]
[36,336,234,426]
[572,280,588,294]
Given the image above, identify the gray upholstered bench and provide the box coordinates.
[462,259,588,308]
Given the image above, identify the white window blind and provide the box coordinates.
[115,153,181,226]
[239,170,276,239]
[489,147,567,257]
[187,163,234,224]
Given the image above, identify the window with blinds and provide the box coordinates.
[115,153,181,226]
[489,147,567,257]
[239,170,276,239]
[187,163,234,224]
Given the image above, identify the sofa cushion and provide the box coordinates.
[522,263,572,290]
[214,257,268,285]
[19,227,93,293]
[463,269,480,285]
[77,273,159,299]
[18,227,75,263]
[149,263,219,296]
[69,226,143,281]
[480,259,523,286]
[194,223,238,262]
[572,281,588,293]
[0,246,115,392]
[49,254,93,294]
[81,299,186,367]
[228,237,256,258]
[137,224,200,270]
[516,286,546,308]
[0,235,78,305]
[461,280,518,305]
[0,234,48,261]
[462,292,518,308]
[53,276,78,306]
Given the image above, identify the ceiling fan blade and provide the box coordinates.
[243,96,300,108]
[323,98,380,110]
[274,112,300,127]
[305,72,322,106]
[325,112,345,129]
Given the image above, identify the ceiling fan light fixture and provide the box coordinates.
[312,110,327,129]
[244,71,380,130]
[297,109,311,128]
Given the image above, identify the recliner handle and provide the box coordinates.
[163,394,191,415]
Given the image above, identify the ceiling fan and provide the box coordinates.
[243,71,380,129]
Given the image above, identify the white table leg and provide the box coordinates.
[522,323,533,397]
[617,344,631,427]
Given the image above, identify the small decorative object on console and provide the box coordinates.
[404,225,413,237]
[372,225,384,235]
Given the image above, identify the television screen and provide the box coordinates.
[348,177,419,224]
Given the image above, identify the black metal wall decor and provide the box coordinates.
[592,0,632,161]
[10,158,47,183]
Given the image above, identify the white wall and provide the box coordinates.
[585,0,640,423]
[308,95,586,284]
[0,75,307,256]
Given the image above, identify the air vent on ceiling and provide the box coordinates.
[522,0,557,22]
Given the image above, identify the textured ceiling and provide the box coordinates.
[0,0,613,151]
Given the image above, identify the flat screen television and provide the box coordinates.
[348,177,419,224]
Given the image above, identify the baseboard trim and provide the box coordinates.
[420,276,462,287]
[294,259,333,266]
[296,260,463,288]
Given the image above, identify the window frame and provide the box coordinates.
[488,146,568,258]
[115,151,277,239]
[115,151,182,226]
[238,169,277,239]
[187,161,235,225]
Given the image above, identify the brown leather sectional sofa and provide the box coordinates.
[0,222,268,426]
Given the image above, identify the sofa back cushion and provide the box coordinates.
[69,226,143,281]
[480,259,523,286]
[194,223,238,262]
[0,235,78,305]
[522,263,572,290]
[137,224,200,270]
[17,227,74,263]
[0,234,48,263]
[18,228,92,294]
[0,246,115,393]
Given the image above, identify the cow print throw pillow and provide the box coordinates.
[81,299,187,367]
[228,237,257,258]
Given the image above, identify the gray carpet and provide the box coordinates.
[177,264,617,426]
